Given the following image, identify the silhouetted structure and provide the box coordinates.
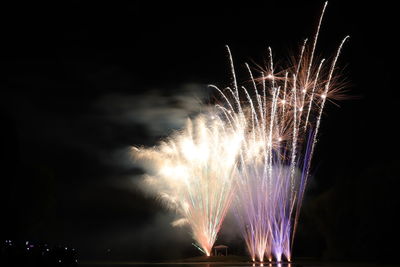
[214,244,228,256]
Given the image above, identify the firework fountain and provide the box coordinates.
[132,1,347,262]
[133,115,243,256]
[210,2,348,262]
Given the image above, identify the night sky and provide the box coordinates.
[1,1,399,262]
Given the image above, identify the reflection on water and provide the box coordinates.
[82,263,297,267]
[81,261,393,267]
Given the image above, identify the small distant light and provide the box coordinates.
[278,137,282,142]
[59,259,61,263]
[27,248,29,250]
[26,241,29,245]
[65,247,68,250]
[267,74,274,79]
[321,94,326,99]
[281,100,286,104]
[46,249,49,252]
[299,107,303,111]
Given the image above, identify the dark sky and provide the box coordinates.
[1,1,399,262]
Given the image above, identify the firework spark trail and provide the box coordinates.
[133,115,243,256]
[291,35,349,247]
[210,2,347,262]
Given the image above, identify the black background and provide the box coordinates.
[1,1,399,262]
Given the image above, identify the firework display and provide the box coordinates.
[133,2,347,262]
